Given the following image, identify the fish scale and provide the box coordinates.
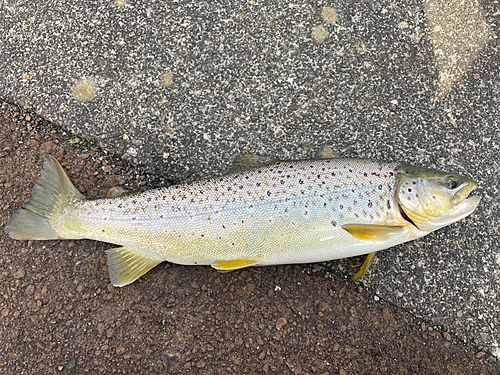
[54,159,399,263]
[5,154,480,286]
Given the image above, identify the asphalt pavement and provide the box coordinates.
[1,0,499,359]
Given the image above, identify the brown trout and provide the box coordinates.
[5,154,480,286]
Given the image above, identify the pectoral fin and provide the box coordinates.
[212,257,259,271]
[105,247,163,287]
[342,224,407,241]
[353,252,377,280]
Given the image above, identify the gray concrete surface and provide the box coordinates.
[1,0,499,358]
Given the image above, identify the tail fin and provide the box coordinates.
[4,155,84,240]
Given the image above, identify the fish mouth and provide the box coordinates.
[453,183,478,206]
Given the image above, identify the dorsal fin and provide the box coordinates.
[222,154,281,175]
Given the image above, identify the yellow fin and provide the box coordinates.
[5,155,84,241]
[353,252,377,280]
[342,224,407,241]
[317,145,339,159]
[212,257,258,271]
[105,247,162,287]
[106,186,133,198]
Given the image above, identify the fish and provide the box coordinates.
[4,154,480,287]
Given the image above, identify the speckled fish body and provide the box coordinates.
[58,159,403,263]
[5,155,480,286]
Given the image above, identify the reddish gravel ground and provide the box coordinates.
[0,102,498,374]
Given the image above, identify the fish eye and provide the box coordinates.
[447,178,458,189]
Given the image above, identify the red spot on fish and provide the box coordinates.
[63,211,67,215]
[104,218,107,221]
[215,211,219,214]
[160,215,164,219]
[292,222,296,225]
[190,215,194,220]
[133,217,137,220]
[248,205,253,209]
[77,213,80,216]
[269,219,272,223]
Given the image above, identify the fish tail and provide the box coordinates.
[4,155,84,240]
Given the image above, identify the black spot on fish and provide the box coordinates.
[368,202,373,208]
[331,172,336,176]
[387,200,391,209]
[256,182,261,187]
[267,191,272,197]
[378,185,383,190]
[299,179,304,184]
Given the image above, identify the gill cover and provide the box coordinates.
[396,164,480,232]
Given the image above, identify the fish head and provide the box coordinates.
[396,165,480,232]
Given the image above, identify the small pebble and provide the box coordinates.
[276,317,287,330]
[14,269,25,279]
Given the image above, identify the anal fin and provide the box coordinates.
[105,247,162,287]
[342,224,407,241]
[353,252,377,280]
[212,257,258,271]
